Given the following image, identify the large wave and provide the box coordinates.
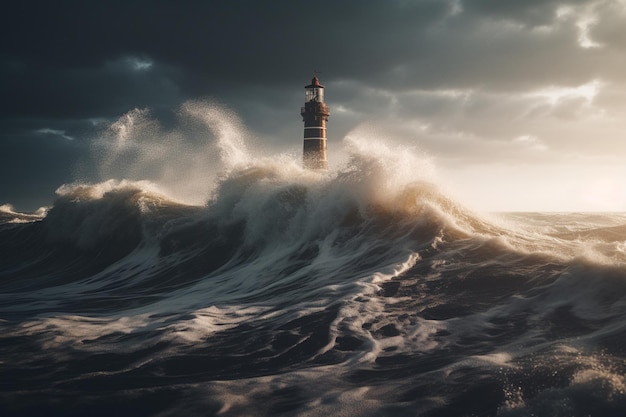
[1,101,624,417]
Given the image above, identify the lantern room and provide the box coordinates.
[304,76,325,103]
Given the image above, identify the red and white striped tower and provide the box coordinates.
[301,75,330,170]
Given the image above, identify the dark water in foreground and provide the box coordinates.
[1,160,625,417]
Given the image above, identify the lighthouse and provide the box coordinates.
[301,75,330,170]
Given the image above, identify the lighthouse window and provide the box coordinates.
[306,88,324,103]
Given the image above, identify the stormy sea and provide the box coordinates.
[1,103,625,417]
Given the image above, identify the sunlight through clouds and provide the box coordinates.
[581,178,626,210]
[529,80,602,107]
[514,135,548,152]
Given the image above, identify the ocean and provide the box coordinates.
[1,103,625,416]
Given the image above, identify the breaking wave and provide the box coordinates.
[1,102,624,417]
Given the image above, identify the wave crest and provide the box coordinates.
[45,180,184,251]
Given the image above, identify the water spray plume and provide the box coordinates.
[88,101,253,206]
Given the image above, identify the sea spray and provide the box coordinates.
[81,101,252,206]
[1,104,625,416]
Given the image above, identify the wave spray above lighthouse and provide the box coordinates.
[301,75,330,170]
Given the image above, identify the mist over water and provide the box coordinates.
[1,102,625,417]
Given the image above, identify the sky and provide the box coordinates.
[2,0,626,212]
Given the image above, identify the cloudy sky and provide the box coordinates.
[2,0,626,211]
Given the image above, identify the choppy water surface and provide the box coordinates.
[1,104,624,416]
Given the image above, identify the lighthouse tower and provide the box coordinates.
[301,75,330,170]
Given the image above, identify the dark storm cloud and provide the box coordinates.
[461,0,589,25]
[2,0,617,116]
[1,57,182,120]
[0,130,84,209]
[1,1,449,91]
[0,0,448,146]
